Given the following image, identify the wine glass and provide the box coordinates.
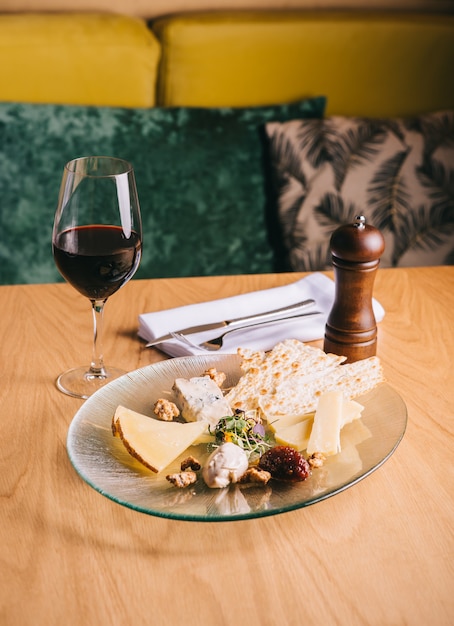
[52,156,142,399]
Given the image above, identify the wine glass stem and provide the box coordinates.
[89,299,107,377]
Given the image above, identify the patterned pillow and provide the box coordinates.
[265,111,454,270]
[0,96,325,285]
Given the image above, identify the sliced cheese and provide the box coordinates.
[274,417,313,451]
[271,397,363,452]
[268,412,315,433]
[274,398,365,453]
[341,399,364,427]
[112,405,207,473]
[307,390,344,456]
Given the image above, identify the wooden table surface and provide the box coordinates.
[1,266,453,626]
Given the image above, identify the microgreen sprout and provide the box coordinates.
[209,409,272,459]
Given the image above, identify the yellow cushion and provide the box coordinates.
[0,13,160,107]
[153,11,454,117]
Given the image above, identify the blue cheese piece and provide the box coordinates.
[172,376,231,428]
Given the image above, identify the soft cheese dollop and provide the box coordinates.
[202,442,249,489]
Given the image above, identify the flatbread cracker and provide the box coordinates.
[225,339,384,420]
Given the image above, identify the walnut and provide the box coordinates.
[239,467,271,485]
[204,367,226,387]
[181,455,201,471]
[307,452,326,469]
[166,471,197,488]
[153,398,180,421]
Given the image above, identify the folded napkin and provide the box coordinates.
[138,273,385,357]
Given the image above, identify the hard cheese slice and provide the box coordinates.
[273,398,364,452]
[306,390,344,456]
[268,412,315,433]
[274,417,313,451]
[112,405,207,473]
[341,399,364,427]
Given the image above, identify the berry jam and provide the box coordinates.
[258,446,310,482]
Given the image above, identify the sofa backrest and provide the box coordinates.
[0,13,160,107]
[152,11,454,117]
[1,11,453,115]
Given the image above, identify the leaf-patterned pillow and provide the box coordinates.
[265,111,454,270]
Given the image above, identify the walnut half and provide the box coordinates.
[204,367,226,388]
[181,455,201,471]
[239,467,271,485]
[307,452,326,469]
[166,471,198,488]
[153,398,180,421]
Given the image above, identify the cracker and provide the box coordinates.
[225,339,384,420]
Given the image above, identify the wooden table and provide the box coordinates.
[1,266,453,626]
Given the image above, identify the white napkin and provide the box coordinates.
[138,273,385,357]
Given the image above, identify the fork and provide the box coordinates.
[170,310,322,351]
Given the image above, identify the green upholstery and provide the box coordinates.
[0,97,325,285]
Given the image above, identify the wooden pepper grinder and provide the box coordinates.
[323,215,385,363]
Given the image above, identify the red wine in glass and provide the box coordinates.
[53,225,141,300]
[52,156,142,399]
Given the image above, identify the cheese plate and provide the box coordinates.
[66,354,407,522]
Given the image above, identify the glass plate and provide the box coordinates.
[67,354,407,522]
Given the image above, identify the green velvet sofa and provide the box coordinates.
[0,10,453,285]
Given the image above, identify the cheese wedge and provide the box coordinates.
[274,417,313,451]
[173,376,231,427]
[341,399,364,427]
[271,397,363,451]
[268,412,315,433]
[307,390,344,456]
[112,405,207,473]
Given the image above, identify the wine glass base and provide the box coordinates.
[56,366,127,400]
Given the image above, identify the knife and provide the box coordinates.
[145,298,316,347]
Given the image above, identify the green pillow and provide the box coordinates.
[0,97,325,285]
